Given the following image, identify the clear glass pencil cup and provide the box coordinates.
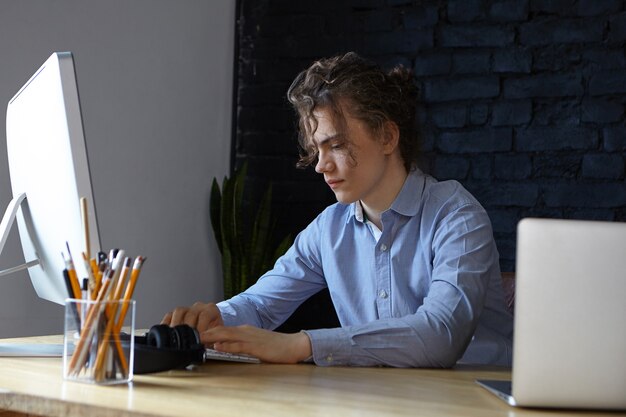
[63,298,135,385]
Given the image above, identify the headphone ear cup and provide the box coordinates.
[172,325,201,350]
[146,324,174,348]
[132,325,205,374]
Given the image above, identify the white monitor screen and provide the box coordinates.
[4,52,100,304]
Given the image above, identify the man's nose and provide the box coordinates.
[315,152,332,173]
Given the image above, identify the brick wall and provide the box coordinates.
[234,0,626,274]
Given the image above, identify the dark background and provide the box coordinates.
[231,0,626,329]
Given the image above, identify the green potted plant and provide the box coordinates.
[210,162,292,299]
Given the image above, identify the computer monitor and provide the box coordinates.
[0,52,100,305]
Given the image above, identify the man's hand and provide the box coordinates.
[161,302,224,333]
[201,325,313,364]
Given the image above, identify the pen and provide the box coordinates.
[108,248,119,265]
[80,278,89,327]
[62,268,75,300]
[62,247,82,300]
[81,278,89,301]
[63,269,81,328]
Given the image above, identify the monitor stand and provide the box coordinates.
[0,193,62,357]
[0,193,40,277]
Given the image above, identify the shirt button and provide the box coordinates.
[326,354,333,363]
[380,243,388,252]
[379,290,388,299]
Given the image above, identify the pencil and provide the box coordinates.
[116,256,145,332]
[81,252,97,300]
[106,250,125,300]
[94,252,108,296]
[68,274,113,375]
[104,252,127,318]
[80,197,90,260]
[96,252,130,378]
[67,249,144,380]
[113,257,132,301]
[94,291,129,380]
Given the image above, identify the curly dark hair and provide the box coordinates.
[287,52,419,172]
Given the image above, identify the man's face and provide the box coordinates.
[311,106,393,207]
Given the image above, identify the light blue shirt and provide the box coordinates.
[217,170,513,367]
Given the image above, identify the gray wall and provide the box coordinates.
[0,0,234,336]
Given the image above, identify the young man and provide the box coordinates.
[162,52,513,367]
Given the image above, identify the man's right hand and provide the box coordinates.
[161,302,224,333]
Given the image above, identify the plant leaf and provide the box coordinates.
[209,161,293,299]
[249,184,273,283]
[220,174,235,289]
[209,178,223,254]
[232,162,248,290]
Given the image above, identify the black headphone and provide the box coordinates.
[122,324,205,374]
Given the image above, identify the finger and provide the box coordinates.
[200,325,235,345]
[182,302,210,328]
[200,326,259,351]
[169,307,190,327]
[195,310,211,333]
[182,314,198,328]
[196,306,222,332]
[161,311,173,325]
[213,341,249,354]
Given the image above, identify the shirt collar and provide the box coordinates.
[348,168,426,223]
[354,200,367,223]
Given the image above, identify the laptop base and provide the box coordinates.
[476,379,517,407]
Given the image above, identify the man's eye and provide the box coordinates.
[331,143,343,150]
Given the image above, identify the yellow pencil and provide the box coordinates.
[80,197,90,260]
[95,253,130,379]
[116,256,145,332]
[93,294,128,380]
[68,274,112,375]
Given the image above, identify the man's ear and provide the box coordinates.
[381,120,400,155]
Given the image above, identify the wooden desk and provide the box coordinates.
[0,336,622,417]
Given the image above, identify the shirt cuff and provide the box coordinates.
[302,327,352,366]
[215,301,240,327]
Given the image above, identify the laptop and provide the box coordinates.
[477,218,626,410]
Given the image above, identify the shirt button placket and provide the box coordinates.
[376,240,391,317]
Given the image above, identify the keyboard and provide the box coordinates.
[203,348,261,364]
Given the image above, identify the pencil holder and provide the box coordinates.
[63,298,135,384]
